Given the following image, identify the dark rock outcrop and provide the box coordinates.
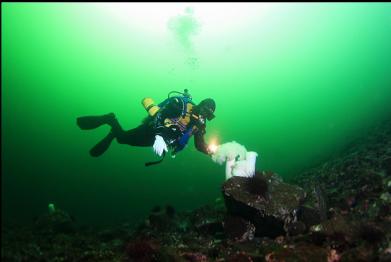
[222,171,318,238]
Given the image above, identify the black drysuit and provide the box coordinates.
[108,97,210,155]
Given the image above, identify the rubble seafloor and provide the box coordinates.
[2,119,391,262]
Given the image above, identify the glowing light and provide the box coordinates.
[208,138,219,154]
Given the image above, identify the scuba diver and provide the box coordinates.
[76,89,216,166]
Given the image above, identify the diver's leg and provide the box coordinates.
[86,114,120,157]
[115,123,155,147]
[103,115,156,147]
[77,113,115,130]
[89,131,115,157]
[88,117,154,157]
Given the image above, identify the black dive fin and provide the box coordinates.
[89,132,115,157]
[77,113,114,130]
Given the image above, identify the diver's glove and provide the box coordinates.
[153,135,168,157]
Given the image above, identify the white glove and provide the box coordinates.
[153,135,168,157]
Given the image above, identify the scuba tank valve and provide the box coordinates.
[168,89,192,100]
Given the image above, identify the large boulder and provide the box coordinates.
[222,171,318,238]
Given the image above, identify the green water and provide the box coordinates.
[2,3,391,225]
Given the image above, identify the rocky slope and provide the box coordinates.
[2,119,391,261]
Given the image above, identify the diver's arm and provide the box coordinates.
[194,127,211,156]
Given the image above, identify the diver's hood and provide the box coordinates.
[198,98,216,121]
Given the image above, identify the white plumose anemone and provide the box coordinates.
[211,141,259,180]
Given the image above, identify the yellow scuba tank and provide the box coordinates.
[141,98,160,116]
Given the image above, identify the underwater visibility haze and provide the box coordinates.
[2,2,391,229]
